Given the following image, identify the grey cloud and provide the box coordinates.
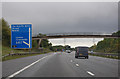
[2,2,118,35]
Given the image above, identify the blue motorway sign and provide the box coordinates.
[11,24,32,49]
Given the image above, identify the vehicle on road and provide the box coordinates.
[90,50,93,53]
[75,46,89,59]
[66,50,71,53]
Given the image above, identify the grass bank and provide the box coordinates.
[2,46,25,56]
[2,53,44,61]
[2,46,52,61]
[89,53,119,59]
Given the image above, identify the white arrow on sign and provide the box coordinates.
[23,27,30,48]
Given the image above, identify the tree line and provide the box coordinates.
[1,18,10,47]
[90,31,120,53]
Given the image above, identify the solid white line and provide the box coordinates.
[76,64,79,67]
[87,71,95,76]
[7,55,48,78]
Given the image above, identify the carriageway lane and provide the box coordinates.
[65,52,119,77]
[15,52,91,77]
[3,52,119,77]
[2,52,53,77]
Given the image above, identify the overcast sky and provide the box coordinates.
[2,2,118,47]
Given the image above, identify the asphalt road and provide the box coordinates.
[2,51,119,77]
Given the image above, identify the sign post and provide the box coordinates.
[11,24,32,49]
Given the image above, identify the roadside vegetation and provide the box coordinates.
[2,53,45,61]
[1,18,54,61]
[89,31,119,59]
[52,45,74,51]
[90,31,120,54]
[89,53,119,59]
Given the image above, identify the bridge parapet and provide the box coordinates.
[32,32,119,40]
[45,32,112,36]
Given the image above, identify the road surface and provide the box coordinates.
[2,51,119,78]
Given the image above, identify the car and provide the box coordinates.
[75,46,89,59]
[66,50,71,53]
[90,50,93,53]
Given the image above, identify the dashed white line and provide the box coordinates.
[87,71,95,76]
[70,60,73,62]
[76,64,79,67]
[6,55,50,79]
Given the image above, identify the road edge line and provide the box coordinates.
[6,55,49,79]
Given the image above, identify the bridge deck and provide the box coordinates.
[32,35,119,40]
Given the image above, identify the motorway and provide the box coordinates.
[2,51,119,77]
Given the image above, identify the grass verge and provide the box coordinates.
[2,46,53,61]
[89,53,119,59]
[2,46,26,56]
[2,53,45,61]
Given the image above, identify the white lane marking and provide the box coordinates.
[7,55,49,78]
[87,71,95,76]
[70,60,73,62]
[76,64,79,67]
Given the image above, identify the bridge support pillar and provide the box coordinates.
[38,39,42,48]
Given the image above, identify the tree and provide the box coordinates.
[32,40,38,48]
[65,45,71,50]
[112,31,120,36]
[37,33,53,51]
[52,45,64,51]
[2,18,10,47]
[0,19,2,38]
[90,31,120,53]
[89,44,97,51]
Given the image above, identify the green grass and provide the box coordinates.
[2,46,52,61]
[89,53,119,59]
[0,44,2,61]
[2,53,44,61]
[94,50,118,54]
[2,46,26,56]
